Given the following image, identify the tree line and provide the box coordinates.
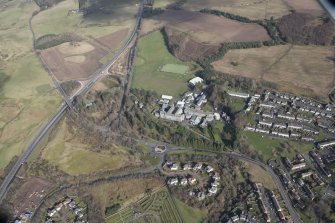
[200,9,284,46]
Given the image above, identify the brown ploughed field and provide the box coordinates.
[95,28,130,50]
[41,42,106,82]
[40,29,130,82]
[141,10,270,44]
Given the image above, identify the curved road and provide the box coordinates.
[0,1,303,222]
[138,139,302,223]
[0,0,144,203]
[152,143,303,223]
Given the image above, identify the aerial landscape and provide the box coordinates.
[0,0,335,222]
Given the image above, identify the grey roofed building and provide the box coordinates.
[273,123,287,129]
[227,91,250,98]
[317,139,335,149]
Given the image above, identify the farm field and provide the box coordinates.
[106,188,183,223]
[242,131,314,161]
[34,0,138,82]
[40,41,107,82]
[182,0,291,20]
[40,120,143,176]
[40,28,130,82]
[0,0,61,171]
[140,10,270,44]
[283,0,324,16]
[32,0,137,39]
[212,45,335,101]
[132,31,196,97]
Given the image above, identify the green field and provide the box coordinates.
[160,64,189,74]
[243,132,314,161]
[106,188,183,223]
[174,198,207,223]
[229,98,246,113]
[132,31,196,97]
[0,1,61,171]
[41,120,140,175]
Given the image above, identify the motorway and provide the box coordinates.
[0,0,144,203]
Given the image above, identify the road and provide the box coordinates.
[146,142,303,223]
[0,0,144,203]
[0,104,67,201]
[0,1,303,222]
[140,139,303,223]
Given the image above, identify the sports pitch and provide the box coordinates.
[160,64,189,74]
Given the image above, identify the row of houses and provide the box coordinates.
[165,162,216,173]
[309,151,332,178]
[269,191,286,222]
[253,183,270,223]
[266,91,335,116]
[167,176,197,186]
[258,119,319,135]
[246,90,335,142]
[317,139,335,149]
[283,154,306,172]
[244,125,314,142]
[296,178,315,200]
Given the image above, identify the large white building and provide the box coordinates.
[189,77,204,86]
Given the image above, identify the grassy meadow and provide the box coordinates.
[0,1,61,171]
[32,0,137,39]
[182,0,290,20]
[132,31,196,97]
[174,198,207,223]
[40,120,142,175]
[242,131,314,161]
[213,45,335,101]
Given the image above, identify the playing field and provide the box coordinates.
[0,1,61,171]
[213,45,335,101]
[132,31,197,97]
[160,64,189,74]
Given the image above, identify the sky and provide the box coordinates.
[319,0,335,20]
